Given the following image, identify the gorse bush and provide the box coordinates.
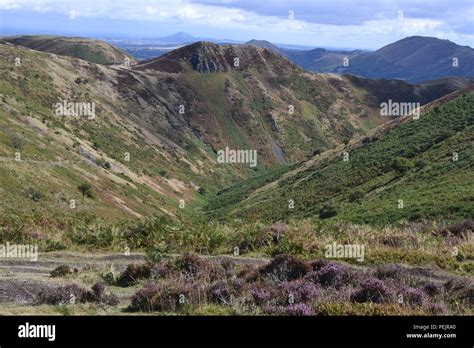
[78,182,93,198]
[392,156,415,175]
[25,187,43,202]
[319,202,339,219]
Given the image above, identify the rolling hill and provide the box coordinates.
[0,35,136,65]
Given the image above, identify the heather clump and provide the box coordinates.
[278,279,320,304]
[37,283,87,305]
[250,286,272,305]
[400,287,427,307]
[37,282,119,307]
[174,253,225,282]
[351,278,395,304]
[116,263,152,286]
[105,253,471,315]
[443,277,474,306]
[208,281,232,305]
[129,280,202,312]
[258,254,312,282]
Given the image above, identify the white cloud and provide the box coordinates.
[0,0,472,48]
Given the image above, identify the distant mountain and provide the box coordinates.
[0,35,136,65]
[244,39,285,55]
[322,36,474,82]
[284,48,361,71]
[156,32,199,44]
[152,32,242,45]
[275,36,474,83]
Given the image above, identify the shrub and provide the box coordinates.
[50,265,71,278]
[174,253,224,282]
[319,202,338,219]
[348,190,365,203]
[423,282,440,296]
[392,156,414,175]
[250,286,272,305]
[259,254,312,282]
[311,263,349,288]
[437,220,474,237]
[129,281,198,312]
[351,278,394,304]
[10,133,23,149]
[78,183,93,198]
[425,302,448,315]
[208,281,231,305]
[37,282,119,307]
[401,287,427,307]
[25,187,43,202]
[279,279,319,304]
[37,284,87,305]
[85,281,119,307]
[117,263,152,286]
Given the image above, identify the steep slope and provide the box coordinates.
[205,88,474,225]
[0,35,136,65]
[133,41,469,166]
[0,39,471,233]
[0,42,228,228]
[333,36,474,82]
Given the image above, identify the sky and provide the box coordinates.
[0,0,473,49]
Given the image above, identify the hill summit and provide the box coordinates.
[135,41,300,74]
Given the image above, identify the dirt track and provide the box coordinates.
[0,251,270,307]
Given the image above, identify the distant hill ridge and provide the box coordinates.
[0,35,136,65]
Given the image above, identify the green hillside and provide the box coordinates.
[205,89,474,225]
